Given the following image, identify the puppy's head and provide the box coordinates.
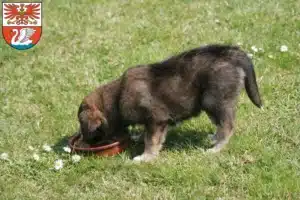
[77,101,108,143]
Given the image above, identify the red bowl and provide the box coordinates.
[68,133,129,157]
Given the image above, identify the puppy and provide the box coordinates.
[78,44,262,162]
[77,79,124,143]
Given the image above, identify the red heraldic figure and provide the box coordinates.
[2,3,42,50]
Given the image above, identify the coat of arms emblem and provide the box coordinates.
[2,2,42,50]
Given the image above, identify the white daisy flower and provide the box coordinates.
[63,146,71,153]
[42,144,52,152]
[248,53,253,58]
[32,153,40,161]
[54,159,64,170]
[0,152,9,161]
[28,145,35,151]
[71,155,81,163]
[268,54,274,59]
[107,12,112,18]
[280,45,288,52]
[251,46,258,52]
[215,19,220,24]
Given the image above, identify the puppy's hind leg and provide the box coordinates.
[207,114,218,145]
[206,106,235,153]
[133,121,168,162]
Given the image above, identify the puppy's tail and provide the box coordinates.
[242,58,263,108]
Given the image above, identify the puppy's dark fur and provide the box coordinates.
[77,79,123,142]
[78,44,262,161]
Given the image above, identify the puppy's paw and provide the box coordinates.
[206,147,221,154]
[206,141,228,154]
[133,153,157,163]
[208,133,217,145]
[133,155,143,163]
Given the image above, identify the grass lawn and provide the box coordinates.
[1,0,300,199]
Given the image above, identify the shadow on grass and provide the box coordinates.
[52,129,213,158]
[128,128,213,158]
[166,129,213,150]
[52,134,75,154]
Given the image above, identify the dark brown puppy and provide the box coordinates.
[78,44,262,162]
[77,79,123,142]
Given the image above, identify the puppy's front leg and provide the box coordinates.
[133,122,168,162]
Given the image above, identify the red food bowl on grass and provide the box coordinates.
[68,133,129,157]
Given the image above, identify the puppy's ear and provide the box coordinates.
[78,104,90,135]
[91,106,108,129]
[79,103,108,133]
